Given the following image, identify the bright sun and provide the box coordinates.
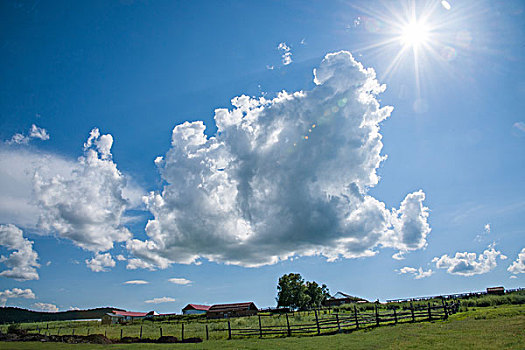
[400,21,429,47]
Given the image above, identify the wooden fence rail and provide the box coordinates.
[218,302,459,339]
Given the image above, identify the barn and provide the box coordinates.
[206,302,258,319]
[323,292,368,307]
[487,286,505,295]
[101,310,157,325]
[182,304,210,315]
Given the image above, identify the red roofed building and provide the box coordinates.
[182,304,211,315]
[207,302,258,319]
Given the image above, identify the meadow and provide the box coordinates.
[0,304,523,349]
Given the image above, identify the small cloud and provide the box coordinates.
[354,16,361,27]
[69,306,81,311]
[278,42,292,65]
[398,266,433,279]
[116,254,126,261]
[441,1,451,10]
[85,253,115,272]
[46,261,51,266]
[484,223,491,234]
[512,121,525,137]
[29,124,50,141]
[168,278,192,285]
[507,248,525,274]
[6,124,50,144]
[392,251,406,260]
[33,302,58,312]
[266,65,274,70]
[300,38,306,45]
[124,280,149,285]
[510,275,517,279]
[144,297,175,304]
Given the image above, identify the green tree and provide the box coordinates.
[276,273,330,310]
[305,281,330,308]
[276,273,310,310]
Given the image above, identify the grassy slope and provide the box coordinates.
[1,304,523,349]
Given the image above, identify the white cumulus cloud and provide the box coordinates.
[0,287,35,306]
[278,42,292,65]
[34,128,132,252]
[433,244,505,276]
[0,224,40,280]
[507,248,525,274]
[144,297,175,304]
[168,278,192,285]
[33,302,59,312]
[85,253,116,272]
[6,124,50,145]
[398,266,434,279]
[127,51,431,268]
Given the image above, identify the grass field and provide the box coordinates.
[1,304,523,349]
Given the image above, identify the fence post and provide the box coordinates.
[354,305,359,329]
[206,324,209,341]
[314,310,320,335]
[87,328,90,335]
[410,302,415,322]
[182,323,184,341]
[393,308,397,324]
[159,327,162,338]
[58,328,60,336]
[336,313,341,333]
[227,320,231,340]
[285,313,291,337]
[258,315,263,338]
[120,328,122,340]
[427,302,432,321]
[47,324,49,330]
[442,299,448,319]
[104,329,106,338]
[140,325,142,339]
[37,326,40,334]
[72,329,75,336]
[375,304,380,326]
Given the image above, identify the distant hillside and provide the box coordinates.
[0,307,124,324]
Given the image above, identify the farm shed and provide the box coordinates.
[182,304,210,315]
[323,292,368,307]
[101,310,157,325]
[487,286,505,295]
[207,302,258,319]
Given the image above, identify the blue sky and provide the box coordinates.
[0,0,524,313]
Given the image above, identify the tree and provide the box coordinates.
[276,273,330,310]
[305,281,330,308]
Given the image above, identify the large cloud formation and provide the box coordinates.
[34,128,132,253]
[0,224,40,280]
[128,51,431,268]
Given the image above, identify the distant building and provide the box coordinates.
[101,310,157,325]
[207,302,258,319]
[182,304,210,315]
[486,286,505,295]
[323,292,368,307]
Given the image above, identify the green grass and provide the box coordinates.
[1,304,523,349]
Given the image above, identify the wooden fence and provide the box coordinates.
[11,301,459,341]
[216,301,459,340]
